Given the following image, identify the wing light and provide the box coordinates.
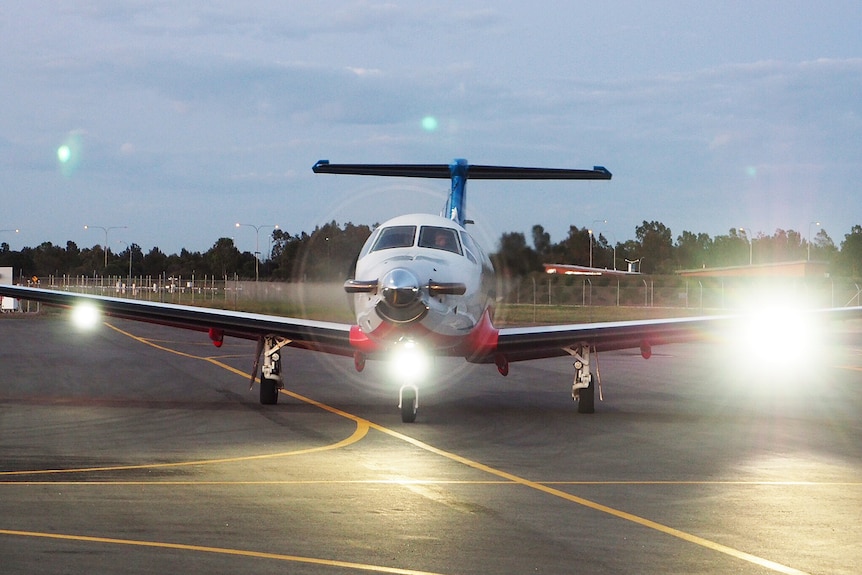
[71,302,101,329]
[722,297,826,383]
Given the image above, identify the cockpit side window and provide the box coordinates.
[459,231,479,264]
[418,226,461,254]
[370,225,416,252]
[460,231,491,268]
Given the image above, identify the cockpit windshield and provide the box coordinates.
[368,224,463,255]
[370,225,416,252]
[418,226,461,254]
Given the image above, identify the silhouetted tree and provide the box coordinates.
[675,230,712,270]
[837,225,862,277]
[493,232,540,277]
[531,224,551,258]
[635,221,674,273]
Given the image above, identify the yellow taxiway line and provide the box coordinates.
[2,320,829,575]
[0,529,449,575]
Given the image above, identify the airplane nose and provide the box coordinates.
[381,268,419,307]
[377,268,428,324]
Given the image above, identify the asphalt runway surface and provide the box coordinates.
[1,313,861,574]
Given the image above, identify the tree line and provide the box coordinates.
[499,222,862,277]
[2,220,861,281]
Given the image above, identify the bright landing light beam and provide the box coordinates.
[730,301,825,383]
[389,341,430,383]
[71,303,101,330]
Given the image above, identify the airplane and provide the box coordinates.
[1,159,860,422]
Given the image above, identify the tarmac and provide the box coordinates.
[1,314,860,574]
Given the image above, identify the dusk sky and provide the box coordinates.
[2,1,861,257]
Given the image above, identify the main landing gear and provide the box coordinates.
[252,335,289,405]
[567,342,596,414]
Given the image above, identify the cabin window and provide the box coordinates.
[418,226,461,254]
[370,225,416,252]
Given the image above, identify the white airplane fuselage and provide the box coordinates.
[347,213,495,354]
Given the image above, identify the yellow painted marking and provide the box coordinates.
[356,422,812,575]
[0,421,367,476]
[10,320,818,575]
[1,479,859,487]
[104,322,256,380]
[277,376,819,575]
[0,323,368,477]
[0,529,448,575]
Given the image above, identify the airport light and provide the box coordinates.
[807,221,821,261]
[84,225,127,268]
[738,227,753,265]
[235,223,280,281]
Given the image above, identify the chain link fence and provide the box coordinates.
[11,273,862,316]
[500,274,862,310]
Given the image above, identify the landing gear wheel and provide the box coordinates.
[260,374,279,405]
[400,387,418,423]
[577,376,595,414]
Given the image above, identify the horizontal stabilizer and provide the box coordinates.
[464,165,611,180]
[313,160,612,180]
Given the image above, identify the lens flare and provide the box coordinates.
[57,145,71,163]
[421,116,438,132]
[389,341,430,383]
[57,132,84,176]
[725,296,825,383]
[71,302,101,329]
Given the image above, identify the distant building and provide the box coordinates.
[543,263,638,277]
[675,260,829,278]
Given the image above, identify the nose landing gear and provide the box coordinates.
[399,385,419,423]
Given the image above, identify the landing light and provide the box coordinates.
[71,302,101,329]
[729,300,824,379]
[389,341,430,383]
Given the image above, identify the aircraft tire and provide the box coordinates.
[260,374,279,405]
[400,387,418,423]
[577,376,595,414]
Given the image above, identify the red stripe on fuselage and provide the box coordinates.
[349,307,499,360]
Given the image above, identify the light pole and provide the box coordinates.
[117,241,133,284]
[807,221,820,261]
[738,227,752,265]
[85,225,127,268]
[235,223,279,281]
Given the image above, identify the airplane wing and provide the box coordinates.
[0,285,354,356]
[491,306,862,362]
[5,283,861,365]
[494,316,731,361]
